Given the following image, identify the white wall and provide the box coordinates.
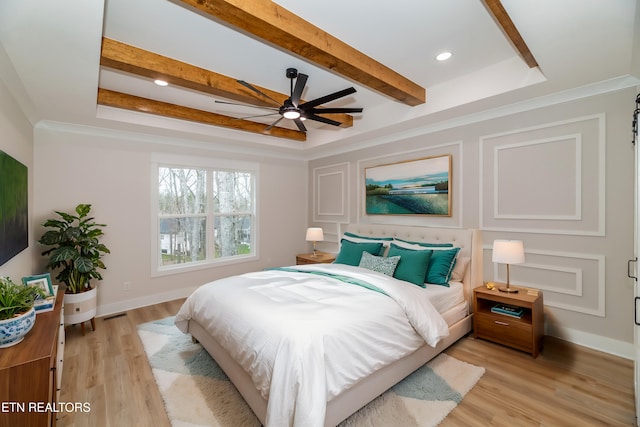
[0,77,36,280]
[32,125,309,316]
[308,88,637,358]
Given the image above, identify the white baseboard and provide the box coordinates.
[546,323,633,360]
[95,286,198,319]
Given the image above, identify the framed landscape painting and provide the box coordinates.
[365,154,451,216]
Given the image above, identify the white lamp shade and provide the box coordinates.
[492,240,525,264]
[305,227,324,242]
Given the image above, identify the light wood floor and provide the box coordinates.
[58,300,636,427]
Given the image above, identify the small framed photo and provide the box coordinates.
[22,273,55,298]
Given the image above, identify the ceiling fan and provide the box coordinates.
[216,68,363,132]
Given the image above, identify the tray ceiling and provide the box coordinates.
[0,0,638,156]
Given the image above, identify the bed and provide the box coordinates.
[175,224,482,427]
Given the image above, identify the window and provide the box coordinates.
[152,155,257,274]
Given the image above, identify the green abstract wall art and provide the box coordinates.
[0,150,28,266]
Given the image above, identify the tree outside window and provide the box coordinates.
[158,166,255,268]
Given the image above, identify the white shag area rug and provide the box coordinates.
[137,317,484,427]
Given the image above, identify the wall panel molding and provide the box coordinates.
[486,246,605,317]
[493,134,582,220]
[312,162,350,223]
[479,113,605,235]
[514,262,583,296]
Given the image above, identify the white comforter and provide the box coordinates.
[174,263,449,427]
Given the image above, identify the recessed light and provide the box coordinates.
[154,79,169,86]
[435,51,453,62]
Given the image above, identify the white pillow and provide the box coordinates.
[389,240,430,251]
[391,239,459,252]
[449,256,470,282]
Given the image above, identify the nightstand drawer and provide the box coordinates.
[296,257,319,265]
[475,313,532,351]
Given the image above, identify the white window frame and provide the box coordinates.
[151,153,259,277]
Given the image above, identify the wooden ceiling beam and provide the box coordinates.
[101,38,279,107]
[100,38,353,128]
[97,88,306,141]
[175,0,426,106]
[483,0,539,68]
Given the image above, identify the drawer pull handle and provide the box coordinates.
[494,320,510,326]
[628,257,637,280]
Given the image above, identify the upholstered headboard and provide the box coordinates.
[344,224,482,307]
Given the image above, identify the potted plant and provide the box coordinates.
[0,277,44,347]
[38,204,110,327]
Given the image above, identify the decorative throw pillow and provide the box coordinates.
[387,243,433,287]
[358,251,400,276]
[425,247,461,286]
[334,239,384,266]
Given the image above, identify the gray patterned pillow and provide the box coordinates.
[359,251,400,276]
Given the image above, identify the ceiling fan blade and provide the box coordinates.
[293,118,307,132]
[215,100,279,112]
[265,116,284,131]
[299,87,357,109]
[291,73,308,107]
[233,113,280,120]
[306,114,343,127]
[237,80,282,106]
[311,107,363,114]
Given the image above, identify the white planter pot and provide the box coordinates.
[0,307,36,348]
[64,286,97,325]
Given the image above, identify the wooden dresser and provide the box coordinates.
[0,289,65,426]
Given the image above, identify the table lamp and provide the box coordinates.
[305,227,324,257]
[492,240,525,293]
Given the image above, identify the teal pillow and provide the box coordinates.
[387,243,433,287]
[394,238,454,248]
[335,240,384,266]
[425,248,461,286]
[342,233,390,256]
[358,251,400,276]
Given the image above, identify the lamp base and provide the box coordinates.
[498,286,519,293]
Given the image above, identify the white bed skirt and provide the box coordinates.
[186,313,473,427]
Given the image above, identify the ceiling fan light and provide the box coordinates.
[435,51,453,62]
[283,110,301,119]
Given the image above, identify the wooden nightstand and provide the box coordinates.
[296,252,336,265]
[473,285,544,357]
